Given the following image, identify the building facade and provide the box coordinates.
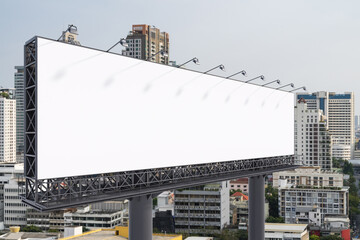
[278,181,349,226]
[297,92,355,159]
[265,223,309,240]
[229,178,248,193]
[0,95,16,163]
[124,24,169,64]
[174,182,229,235]
[295,98,332,169]
[4,178,29,227]
[14,66,24,163]
[273,166,343,188]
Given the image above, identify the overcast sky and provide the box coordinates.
[1,0,359,113]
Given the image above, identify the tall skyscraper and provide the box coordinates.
[124,24,169,64]
[296,92,355,160]
[0,94,16,163]
[14,66,24,163]
[355,115,359,130]
[295,98,332,169]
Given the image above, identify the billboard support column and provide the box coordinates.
[129,195,153,240]
[248,175,265,240]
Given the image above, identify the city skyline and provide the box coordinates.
[0,0,360,114]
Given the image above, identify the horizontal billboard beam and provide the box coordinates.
[22,155,299,211]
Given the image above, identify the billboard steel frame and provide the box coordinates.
[23,36,299,211]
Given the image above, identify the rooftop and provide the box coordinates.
[265,223,308,233]
[231,192,249,200]
[230,178,248,184]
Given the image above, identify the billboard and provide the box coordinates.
[35,37,294,180]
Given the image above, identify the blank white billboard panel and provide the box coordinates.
[36,37,294,179]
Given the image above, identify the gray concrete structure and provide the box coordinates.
[249,175,265,240]
[129,195,153,240]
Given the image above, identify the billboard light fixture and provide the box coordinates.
[226,70,247,79]
[262,79,281,86]
[107,38,128,52]
[178,57,200,68]
[290,86,307,92]
[276,83,295,90]
[57,24,77,41]
[245,75,265,83]
[147,50,168,60]
[204,64,225,74]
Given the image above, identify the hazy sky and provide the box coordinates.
[1,0,359,113]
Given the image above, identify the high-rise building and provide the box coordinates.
[14,66,24,163]
[60,25,81,45]
[355,115,359,130]
[0,94,16,163]
[296,92,355,159]
[124,24,169,64]
[295,98,332,169]
[174,182,229,235]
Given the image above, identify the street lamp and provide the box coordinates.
[245,75,265,83]
[290,86,306,92]
[57,24,78,41]
[107,38,128,52]
[178,57,200,68]
[204,64,225,74]
[226,70,247,79]
[262,79,281,86]
[276,83,295,90]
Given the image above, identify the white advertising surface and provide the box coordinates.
[36,37,294,179]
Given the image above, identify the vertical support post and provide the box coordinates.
[129,195,153,240]
[248,175,265,240]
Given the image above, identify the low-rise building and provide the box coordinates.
[278,180,349,226]
[229,178,248,193]
[273,166,343,188]
[174,182,229,235]
[265,223,309,240]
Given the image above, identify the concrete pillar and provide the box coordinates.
[129,195,152,240]
[248,175,265,240]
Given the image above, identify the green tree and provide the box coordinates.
[320,235,343,240]
[310,235,320,240]
[266,216,284,223]
[332,158,344,168]
[21,225,42,232]
[265,185,279,218]
[343,160,354,176]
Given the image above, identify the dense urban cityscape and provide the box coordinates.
[0,22,359,240]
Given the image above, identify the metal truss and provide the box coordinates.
[22,36,300,211]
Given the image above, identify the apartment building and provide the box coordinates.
[229,178,248,193]
[124,24,169,64]
[295,98,332,169]
[265,223,309,240]
[0,95,16,163]
[297,92,355,159]
[174,182,229,235]
[273,166,343,188]
[278,180,349,226]
[14,66,24,163]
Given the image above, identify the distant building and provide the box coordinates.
[174,182,229,235]
[26,209,69,231]
[278,180,349,226]
[295,98,332,169]
[0,95,16,163]
[265,223,309,240]
[14,66,24,163]
[156,191,174,215]
[60,25,81,45]
[230,191,269,230]
[124,24,169,64]
[296,92,355,159]
[229,178,249,193]
[273,166,343,188]
[4,177,29,227]
[64,206,126,229]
